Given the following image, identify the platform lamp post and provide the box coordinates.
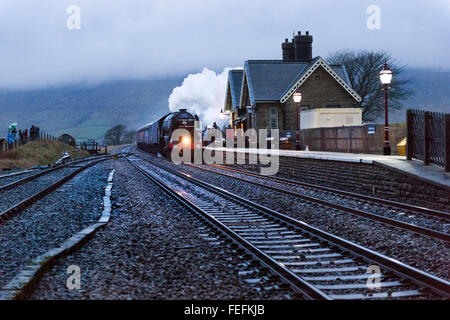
[380,61,393,155]
[293,92,302,150]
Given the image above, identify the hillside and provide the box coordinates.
[0,139,90,170]
[0,68,448,142]
[386,68,450,123]
[0,77,183,141]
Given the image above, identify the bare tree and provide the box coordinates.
[327,50,413,122]
[103,124,127,145]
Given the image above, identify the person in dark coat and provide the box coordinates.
[19,129,23,145]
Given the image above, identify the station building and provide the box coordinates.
[224,31,362,147]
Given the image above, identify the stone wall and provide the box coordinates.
[253,66,358,134]
[216,151,450,212]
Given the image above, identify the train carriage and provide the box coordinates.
[137,109,197,156]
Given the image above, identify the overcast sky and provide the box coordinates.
[0,0,449,90]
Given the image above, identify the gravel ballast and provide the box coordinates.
[30,158,301,300]
[0,170,37,187]
[0,167,82,212]
[0,161,111,288]
[134,150,450,282]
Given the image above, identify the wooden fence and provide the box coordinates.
[406,109,450,171]
[76,141,101,155]
[0,132,57,158]
[300,123,406,155]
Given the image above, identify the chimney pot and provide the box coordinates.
[285,38,288,42]
[293,31,313,62]
[298,31,301,35]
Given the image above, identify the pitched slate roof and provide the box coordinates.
[240,57,361,105]
[243,60,309,103]
[280,57,361,103]
[228,69,244,109]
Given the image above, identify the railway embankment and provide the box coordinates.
[0,140,89,171]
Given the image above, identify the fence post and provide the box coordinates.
[423,111,430,165]
[445,114,450,172]
[334,127,338,152]
[406,109,412,160]
[320,128,324,151]
[348,127,352,153]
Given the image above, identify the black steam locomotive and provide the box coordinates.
[136,109,198,156]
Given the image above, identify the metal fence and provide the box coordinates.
[300,123,406,155]
[406,109,450,171]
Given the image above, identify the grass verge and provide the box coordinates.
[0,140,90,171]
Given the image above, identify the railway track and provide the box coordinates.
[210,164,450,219]
[0,155,111,192]
[183,163,450,242]
[0,169,36,182]
[0,154,121,223]
[128,155,450,300]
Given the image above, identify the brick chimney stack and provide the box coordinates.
[282,31,313,62]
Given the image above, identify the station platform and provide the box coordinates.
[207,147,450,190]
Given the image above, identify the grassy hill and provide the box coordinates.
[0,139,90,170]
[0,68,448,142]
[0,77,183,141]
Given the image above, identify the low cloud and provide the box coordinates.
[168,67,241,126]
[0,0,448,90]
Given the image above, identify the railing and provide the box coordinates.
[406,109,450,171]
[76,141,101,155]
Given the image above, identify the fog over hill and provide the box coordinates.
[0,78,183,141]
[0,68,448,141]
[385,68,450,123]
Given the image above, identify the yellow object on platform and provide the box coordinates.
[397,138,407,156]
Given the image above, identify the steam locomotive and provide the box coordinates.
[136,109,199,156]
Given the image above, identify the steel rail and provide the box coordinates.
[0,157,112,223]
[185,164,450,242]
[0,170,35,180]
[135,155,450,299]
[210,164,450,220]
[127,158,329,300]
[0,155,112,192]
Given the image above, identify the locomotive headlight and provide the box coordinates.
[182,136,191,145]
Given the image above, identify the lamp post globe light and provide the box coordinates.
[293,92,302,150]
[380,62,393,155]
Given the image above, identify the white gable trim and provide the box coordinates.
[239,68,253,107]
[280,58,362,103]
[224,79,232,111]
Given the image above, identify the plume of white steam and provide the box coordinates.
[168,67,242,127]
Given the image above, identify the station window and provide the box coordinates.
[269,107,278,129]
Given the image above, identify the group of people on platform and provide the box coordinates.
[0,124,40,151]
